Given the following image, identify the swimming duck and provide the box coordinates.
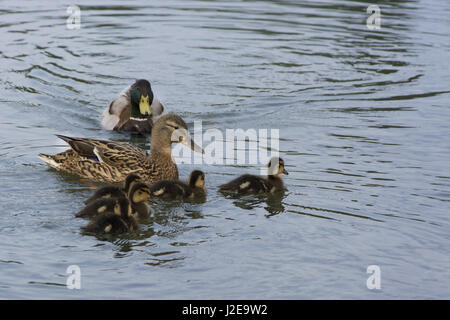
[81,197,138,234]
[219,157,288,194]
[38,114,204,184]
[148,170,206,200]
[101,79,164,134]
[128,182,151,219]
[84,173,141,206]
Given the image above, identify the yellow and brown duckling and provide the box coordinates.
[81,197,138,235]
[219,157,288,194]
[78,177,150,219]
[148,170,206,200]
[84,173,141,206]
[38,114,204,184]
[128,182,151,219]
[101,79,164,134]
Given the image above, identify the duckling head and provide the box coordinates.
[124,173,142,194]
[129,79,154,118]
[130,182,151,204]
[267,157,288,176]
[188,170,205,189]
[151,114,204,154]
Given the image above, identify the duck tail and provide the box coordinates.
[55,134,73,144]
[55,135,96,158]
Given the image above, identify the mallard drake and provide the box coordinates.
[81,197,138,234]
[84,173,141,206]
[39,114,204,184]
[148,170,206,200]
[101,79,164,134]
[128,182,151,219]
[219,157,288,194]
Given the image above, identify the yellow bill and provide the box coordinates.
[139,95,151,116]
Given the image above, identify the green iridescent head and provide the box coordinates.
[130,79,154,118]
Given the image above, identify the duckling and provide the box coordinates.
[148,170,206,200]
[84,173,141,206]
[76,197,122,218]
[82,197,138,234]
[101,79,164,134]
[186,170,207,199]
[128,182,151,219]
[219,157,288,194]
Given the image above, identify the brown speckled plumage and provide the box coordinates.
[39,114,201,185]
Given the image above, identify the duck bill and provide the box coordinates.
[282,168,289,175]
[139,95,151,116]
[183,137,204,154]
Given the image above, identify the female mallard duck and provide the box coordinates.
[128,182,151,219]
[38,114,204,184]
[219,157,288,194]
[84,173,141,206]
[148,170,206,200]
[81,197,138,234]
[101,79,164,134]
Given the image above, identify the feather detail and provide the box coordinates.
[101,107,120,130]
[93,147,104,163]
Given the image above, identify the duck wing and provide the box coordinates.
[101,85,131,130]
[149,180,188,198]
[84,186,125,205]
[76,198,117,218]
[56,135,147,164]
[40,136,148,183]
[92,143,147,171]
[82,213,129,234]
[219,174,271,193]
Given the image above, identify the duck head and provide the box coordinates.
[267,157,288,176]
[129,79,154,118]
[151,114,204,154]
[188,170,205,189]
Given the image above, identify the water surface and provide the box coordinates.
[1,0,450,299]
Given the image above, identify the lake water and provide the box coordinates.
[0,0,449,299]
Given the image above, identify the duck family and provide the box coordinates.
[39,79,288,235]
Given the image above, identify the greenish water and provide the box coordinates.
[1,0,450,299]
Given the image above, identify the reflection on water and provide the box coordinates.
[222,192,286,217]
[1,0,450,299]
